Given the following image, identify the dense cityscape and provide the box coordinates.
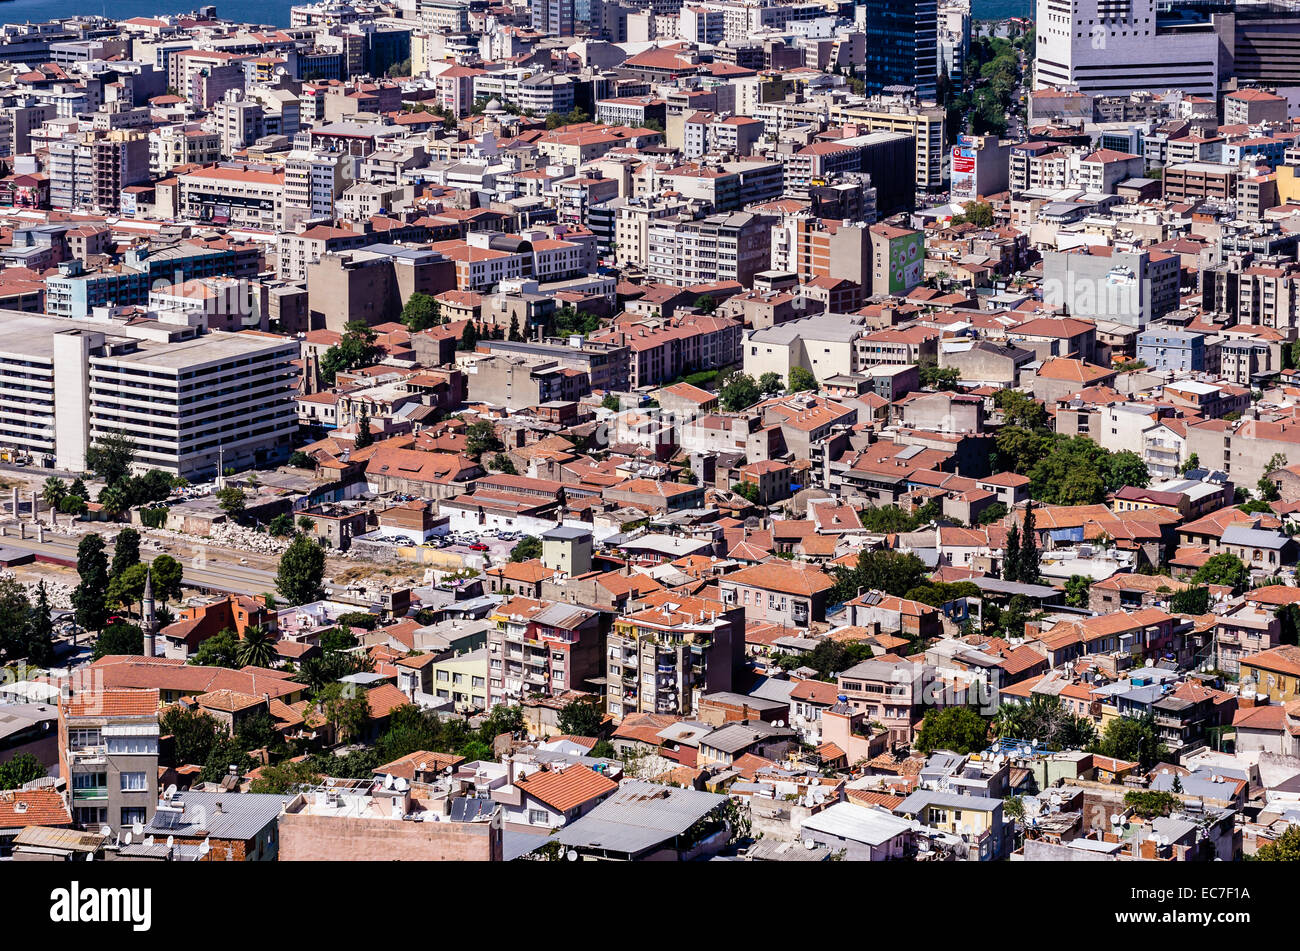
[0,0,1291,884]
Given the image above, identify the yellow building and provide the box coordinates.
[429,648,490,712]
[1240,645,1300,702]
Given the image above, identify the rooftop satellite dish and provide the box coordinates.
[566,849,578,861]
[133,820,144,837]
[803,837,817,850]
[86,852,93,861]
[124,832,133,845]
[166,835,174,848]
[99,824,111,836]
[395,777,409,792]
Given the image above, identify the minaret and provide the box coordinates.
[142,567,157,658]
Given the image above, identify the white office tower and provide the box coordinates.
[1035,0,1219,97]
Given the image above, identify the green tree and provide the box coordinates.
[918,360,960,391]
[159,707,222,766]
[719,371,761,412]
[1002,520,1021,582]
[787,366,818,393]
[1064,574,1091,608]
[0,577,31,663]
[93,619,143,660]
[731,481,761,503]
[601,394,621,411]
[400,292,441,331]
[277,535,327,605]
[111,528,140,578]
[464,420,503,460]
[510,536,543,562]
[490,452,518,475]
[1192,553,1250,590]
[235,624,277,668]
[106,562,150,612]
[354,407,374,450]
[298,515,317,534]
[199,735,255,785]
[150,554,183,604]
[215,485,246,519]
[41,476,67,509]
[1018,501,1040,584]
[0,748,47,789]
[459,321,480,352]
[25,581,56,667]
[58,494,88,517]
[1170,586,1211,615]
[191,628,241,668]
[84,430,137,484]
[268,512,296,537]
[974,501,1007,526]
[320,321,380,384]
[97,484,129,519]
[73,534,110,633]
[1254,824,1300,861]
[0,752,48,789]
[914,707,989,754]
[557,697,605,737]
[249,758,324,794]
[1096,714,1168,770]
[952,201,994,227]
[319,684,372,743]
[830,549,928,604]
[1105,450,1151,491]
[693,294,717,314]
[758,371,783,394]
[994,390,1049,431]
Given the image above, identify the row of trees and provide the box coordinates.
[993,390,1150,505]
[0,577,57,667]
[718,368,818,413]
[916,699,1170,771]
[73,530,184,659]
[1002,500,1040,585]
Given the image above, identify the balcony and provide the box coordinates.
[72,786,108,801]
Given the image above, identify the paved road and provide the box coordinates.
[2,531,280,596]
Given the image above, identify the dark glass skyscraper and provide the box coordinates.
[859,0,939,101]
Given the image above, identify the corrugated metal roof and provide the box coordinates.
[553,780,726,856]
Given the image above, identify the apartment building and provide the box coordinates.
[606,593,744,720]
[486,597,603,706]
[58,688,160,836]
[0,312,297,477]
[834,96,946,192]
[178,163,287,231]
[644,211,770,287]
[149,123,219,175]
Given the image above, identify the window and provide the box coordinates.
[68,729,102,748]
[121,807,147,827]
[528,808,549,824]
[120,772,148,792]
[73,772,106,790]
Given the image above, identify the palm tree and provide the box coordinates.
[235,625,276,668]
[97,485,129,519]
[41,477,68,509]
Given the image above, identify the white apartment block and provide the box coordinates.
[1035,0,1218,97]
[0,312,297,477]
